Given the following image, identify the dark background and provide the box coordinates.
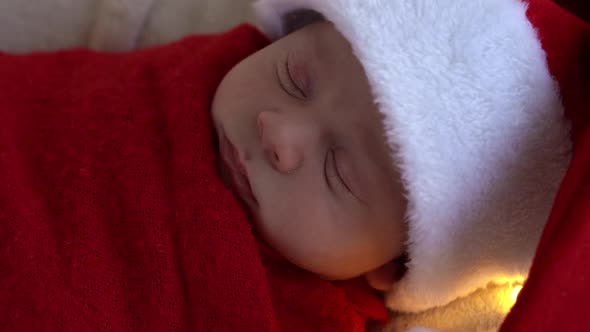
[554,0,590,22]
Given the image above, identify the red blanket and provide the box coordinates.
[0,25,387,331]
[501,1,590,330]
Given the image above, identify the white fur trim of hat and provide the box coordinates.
[254,0,571,312]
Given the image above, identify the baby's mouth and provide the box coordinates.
[219,131,258,207]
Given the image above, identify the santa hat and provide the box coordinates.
[254,0,572,312]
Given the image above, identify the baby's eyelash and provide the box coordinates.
[324,148,334,190]
[324,148,352,195]
[277,54,307,100]
[324,148,365,204]
[285,57,307,98]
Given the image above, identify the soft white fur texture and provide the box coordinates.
[255,0,571,312]
[386,282,519,331]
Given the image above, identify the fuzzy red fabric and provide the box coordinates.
[0,24,387,331]
[501,1,590,330]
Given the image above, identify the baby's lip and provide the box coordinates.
[219,131,258,207]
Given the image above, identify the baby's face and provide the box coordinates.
[212,22,406,280]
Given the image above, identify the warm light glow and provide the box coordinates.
[511,285,523,303]
[499,283,523,313]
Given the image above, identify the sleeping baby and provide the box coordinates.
[227,0,570,302]
[218,0,577,329]
[0,0,580,331]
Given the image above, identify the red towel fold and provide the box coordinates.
[0,24,387,332]
[500,1,590,330]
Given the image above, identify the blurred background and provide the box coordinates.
[0,0,256,53]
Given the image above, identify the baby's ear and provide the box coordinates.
[365,256,408,292]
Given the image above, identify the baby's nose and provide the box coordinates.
[257,111,304,173]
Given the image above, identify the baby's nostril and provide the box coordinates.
[273,152,280,163]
